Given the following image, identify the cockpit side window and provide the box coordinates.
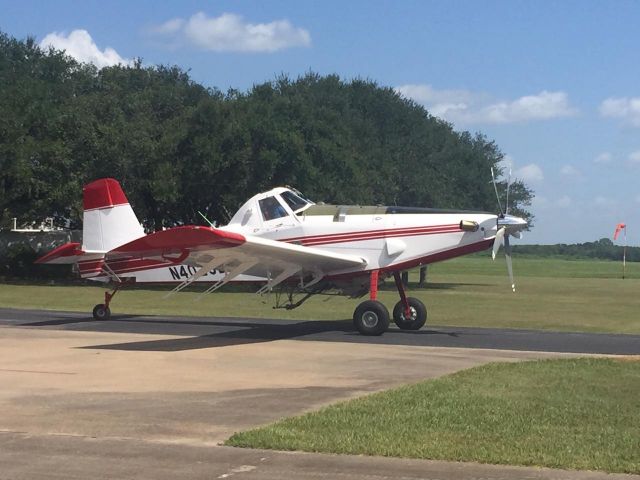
[281,191,309,212]
[259,196,288,221]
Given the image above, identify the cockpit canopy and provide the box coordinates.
[227,187,313,228]
[280,190,311,213]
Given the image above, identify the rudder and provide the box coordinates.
[82,178,145,252]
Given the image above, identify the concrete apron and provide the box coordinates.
[0,326,575,445]
[3,324,626,480]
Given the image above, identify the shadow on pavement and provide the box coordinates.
[76,319,459,351]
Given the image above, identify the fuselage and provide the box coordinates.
[130,187,513,284]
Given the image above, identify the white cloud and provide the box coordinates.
[151,18,185,35]
[594,152,613,164]
[497,155,543,184]
[516,163,544,183]
[594,196,616,207]
[560,165,581,178]
[481,91,577,124]
[40,29,131,68]
[599,97,640,127]
[149,12,311,53]
[394,84,479,119]
[628,150,640,166]
[395,84,577,125]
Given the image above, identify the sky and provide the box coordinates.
[2,0,639,245]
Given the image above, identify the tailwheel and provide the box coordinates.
[92,282,124,320]
[353,300,390,336]
[393,297,427,330]
[92,303,111,321]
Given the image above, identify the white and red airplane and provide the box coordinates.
[36,178,527,335]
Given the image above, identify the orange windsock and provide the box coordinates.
[613,223,626,240]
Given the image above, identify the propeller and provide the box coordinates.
[490,166,524,292]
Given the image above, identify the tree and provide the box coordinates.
[0,30,533,231]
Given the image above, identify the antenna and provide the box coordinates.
[197,211,216,227]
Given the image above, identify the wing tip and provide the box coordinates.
[108,225,245,255]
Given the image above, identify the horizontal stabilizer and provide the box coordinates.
[35,242,84,264]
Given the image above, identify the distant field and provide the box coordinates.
[1,256,639,333]
[444,254,639,279]
[227,358,640,474]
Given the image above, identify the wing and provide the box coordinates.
[105,226,367,291]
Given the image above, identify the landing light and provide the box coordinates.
[460,220,479,232]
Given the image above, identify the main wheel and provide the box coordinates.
[393,297,427,330]
[92,303,111,321]
[353,300,390,336]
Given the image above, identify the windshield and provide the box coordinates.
[281,191,310,212]
[259,196,288,221]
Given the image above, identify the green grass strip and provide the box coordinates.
[227,358,640,474]
[2,258,640,333]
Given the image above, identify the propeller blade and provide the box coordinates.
[504,234,515,292]
[491,167,504,215]
[505,168,512,215]
[492,227,505,260]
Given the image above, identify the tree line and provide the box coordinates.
[0,30,534,233]
[513,238,639,262]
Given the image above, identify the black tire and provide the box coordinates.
[353,300,390,336]
[92,303,111,321]
[393,297,427,330]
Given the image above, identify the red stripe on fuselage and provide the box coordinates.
[300,228,462,246]
[283,224,460,242]
[327,238,494,281]
[282,224,462,246]
[103,256,187,275]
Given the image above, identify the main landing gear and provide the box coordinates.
[92,283,123,321]
[352,271,427,336]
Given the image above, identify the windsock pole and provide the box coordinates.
[623,226,627,280]
[614,223,627,280]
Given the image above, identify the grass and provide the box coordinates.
[226,357,640,474]
[0,255,640,334]
[1,256,639,333]
[443,254,640,279]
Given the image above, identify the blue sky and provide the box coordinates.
[2,0,639,244]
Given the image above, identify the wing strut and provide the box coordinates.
[102,261,121,283]
[198,260,258,298]
[300,270,324,289]
[256,266,300,295]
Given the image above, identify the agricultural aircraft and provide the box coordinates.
[37,177,527,335]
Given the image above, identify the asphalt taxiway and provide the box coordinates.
[1,307,638,480]
[2,307,638,354]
